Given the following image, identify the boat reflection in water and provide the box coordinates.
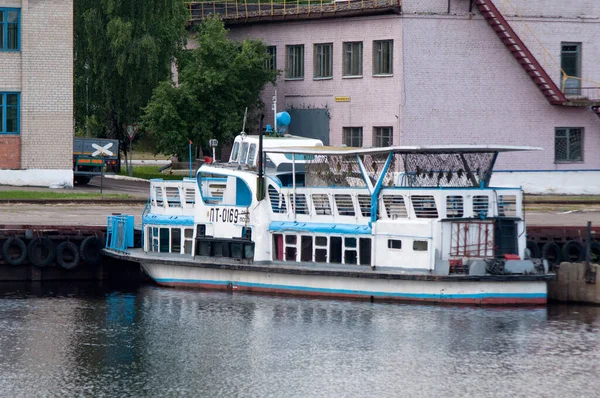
[2,282,599,396]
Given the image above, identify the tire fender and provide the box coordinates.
[526,240,541,259]
[27,238,56,267]
[541,242,563,266]
[56,241,81,270]
[561,240,585,263]
[80,236,104,265]
[2,237,27,266]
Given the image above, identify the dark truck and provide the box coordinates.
[73,137,119,185]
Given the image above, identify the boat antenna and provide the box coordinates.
[242,107,248,133]
[257,114,265,201]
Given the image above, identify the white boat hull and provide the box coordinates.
[140,260,548,305]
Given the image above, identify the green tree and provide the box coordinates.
[142,18,278,158]
[74,0,188,159]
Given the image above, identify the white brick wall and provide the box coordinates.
[0,0,73,170]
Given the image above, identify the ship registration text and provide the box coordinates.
[209,208,245,223]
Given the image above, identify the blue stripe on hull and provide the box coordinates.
[154,278,546,300]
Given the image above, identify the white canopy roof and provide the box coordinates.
[265,145,542,156]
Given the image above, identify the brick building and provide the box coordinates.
[191,0,600,194]
[0,0,73,187]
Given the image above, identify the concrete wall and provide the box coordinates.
[0,0,73,187]
[549,262,600,304]
[227,15,404,147]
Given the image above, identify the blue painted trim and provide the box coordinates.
[269,221,372,235]
[381,186,518,191]
[155,278,546,300]
[0,8,20,52]
[371,152,394,223]
[143,214,195,226]
[0,92,20,134]
[495,169,600,173]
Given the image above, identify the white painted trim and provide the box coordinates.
[0,169,73,188]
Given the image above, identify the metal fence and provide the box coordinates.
[185,0,400,22]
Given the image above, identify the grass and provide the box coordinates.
[119,165,184,180]
[0,191,134,200]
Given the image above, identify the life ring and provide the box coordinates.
[56,241,80,270]
[541,242,562,266]
[27,238,56,267]
[526,240,541,259]
[2,237,27,266]
[561,240,585,263]
[80,236,104,265]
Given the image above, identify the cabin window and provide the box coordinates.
[273,234,283,260]
[411,195,438,218]
[413,240,428,251]
[359,238,372,266]
[388,239,402,249]
[315,235,328,263]
[159,228,170,253]
[198,173,251,207]
[334,194,355,216]
[446,196,464,218]
[247,144,257,165]
[154,186,164,207]
[184,228,193,254]
[240,142,249,164]
[285,234,297,261]
[268,185,287,214]
[171,228,182,254]
[344,237,357,265]
[231,142,240,162]
[152,227,159,252]
[165,186,181,208]
[357,194,371,217]
[292,193,309,215]
[498,195,517,217]
[382,195,407,219]
[329,236,342,263]
[301,236,313,261]
[473,196,489,218]
[312,194,332,215]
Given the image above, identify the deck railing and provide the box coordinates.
[106,215,135,253]
[185,0,401,22]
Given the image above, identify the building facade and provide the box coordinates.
[214,0,600,193]
[0,0,73,187]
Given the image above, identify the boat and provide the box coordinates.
[104,131,554,305]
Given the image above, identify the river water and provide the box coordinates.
[0,282,599,398]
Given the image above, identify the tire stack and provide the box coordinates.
[527,239,600,268]
[0,235,105,269]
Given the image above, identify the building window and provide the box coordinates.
[286,45,304,79]
[373,127,393,147]
[343,42,362,77]
[373,40,393,75]
[0,93,19,134]
[561,42,581,95]
[343,127,363,147]
[555,128,583,162]
[0,8,20,51]
[314,43,333,79]
[266,46,277,70]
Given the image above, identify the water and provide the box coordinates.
[0,282,599,397]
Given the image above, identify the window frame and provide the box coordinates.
[342,41,363,77]
[285,44,305,80]
[0,92,20,135]
[373,40,393,76]
[266,46,277,71]
[373,126,393,147]
[313,42,333,80]
[0,8,20,52]
[343,127,363,147]
[560,42,581,95]
[555,127,584,163]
